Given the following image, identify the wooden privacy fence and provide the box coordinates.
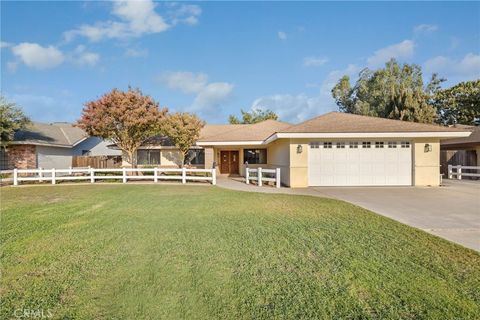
[72,156,122,168]
[10,167,216,186]
[440,150,477,177]
[245,167,281,188]
[448,165,480,180]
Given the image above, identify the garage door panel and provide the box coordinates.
[308,141,412,186]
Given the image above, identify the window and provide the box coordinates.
[336,142,345,148]
[137,150,161,165]
[388,142,397,148]
[375,142,384,148]
[186,149,205,165]
[362,142,371,148]
[310,142,320,149]
[0,148,8,170]
[349,142,358,148]
[244,149,267,164]
[323,142,333,148]
[401,141,410,148]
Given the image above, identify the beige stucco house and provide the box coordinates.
[132,112,471,188]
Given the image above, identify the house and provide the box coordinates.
[440,125,480,177]
[129,112,471,187]
[0,122,121,170]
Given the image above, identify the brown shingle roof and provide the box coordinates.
[280,112,467,133]
[12,122,87,147]
[198,120,292,142]
[442,125,480,146]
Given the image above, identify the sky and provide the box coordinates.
[1,1,479,124]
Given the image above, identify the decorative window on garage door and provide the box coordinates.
[336,142,346,148]
[349,142,358,148]
[309,142,320,149]
[323,142,333,148]
[362,142,371,148]
[401,141,410,148]
[375,141,384,148]
[388,141,397,148]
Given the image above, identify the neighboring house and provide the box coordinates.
[0,122,120,170]
[125,112,471,187]
[440,125,480,177]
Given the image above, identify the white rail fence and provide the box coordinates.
[448,165,480,180]
[245,167,281,188]
[2,167,216,186]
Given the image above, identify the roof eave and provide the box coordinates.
[9,141,73,148]
[196,140,265,146]
[265,131,471,143]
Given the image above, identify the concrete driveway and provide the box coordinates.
[311,180,480,251]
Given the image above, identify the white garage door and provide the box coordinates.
[308,141,412,186]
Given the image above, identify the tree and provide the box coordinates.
[331,59,440,123]
[0,96,31,148]
[162,112,205,167]
[78,88,167,167]
[229,108,278,124]
[433,80,480,125]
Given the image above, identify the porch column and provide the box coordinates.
[204,147,214,169]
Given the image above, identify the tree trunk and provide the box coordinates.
[126,150,137,175]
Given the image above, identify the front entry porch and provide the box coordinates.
[219,150,239,175]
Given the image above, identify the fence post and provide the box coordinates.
[68,166,72,175]
[154,167,158,183]
[458,165,462,180]
[245,168,249,184]
[258,167,262,187]
[13,168,18,186]
[448,165,452,179]
[90,167,94,183]
[276,168,281,188]
[212,168,216,185]
[182,167,186,184]
[39,167,43,182]
[51,168,56,185]
[122,167,127,183]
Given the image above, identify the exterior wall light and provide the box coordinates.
[297,145,303,154]
[424,143,432,152]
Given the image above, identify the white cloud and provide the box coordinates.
[7,61,18,73]
[278,31,287,41]
[193,82,234,110]
[64,0,201,42]
[249,64,361,123]
[159,71,234,111]
[125,47,149,57]
[367,40,415,66]
[1,41,12,49]
[11,42,65,69]
[424,53,480,80]
[159,71,209,94]
[167,3,202,26]
[71,45,100,66]
[413,24,438,35]
[251,94,324,123]
[303,56,328,67]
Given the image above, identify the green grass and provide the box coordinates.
[1,185,479,319]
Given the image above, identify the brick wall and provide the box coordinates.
[7,145,37,169]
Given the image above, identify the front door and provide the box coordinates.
[220,151,239,175]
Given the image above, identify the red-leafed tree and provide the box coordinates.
[78,87,167,167]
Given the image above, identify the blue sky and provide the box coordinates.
[1,1,479,124]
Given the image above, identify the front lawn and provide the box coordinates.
[1,185,479,319]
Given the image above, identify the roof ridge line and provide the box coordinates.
[58,126,72,145]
